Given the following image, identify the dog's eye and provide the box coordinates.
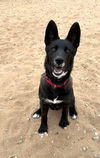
[65,47,70,54]
[66,50,70,53]
[51,46,57,52]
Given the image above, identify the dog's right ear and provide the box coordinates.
[44,20,59,45]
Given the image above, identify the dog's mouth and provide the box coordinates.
[52,66,68,79]
[53,67,64,75]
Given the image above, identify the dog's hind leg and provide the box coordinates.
[69,91,78,120]
[32,108,41,119]
[69,104,78,120]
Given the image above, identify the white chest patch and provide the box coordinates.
[45,96,63,104]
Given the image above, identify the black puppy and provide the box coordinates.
[33,20,81,135]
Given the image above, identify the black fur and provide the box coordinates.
[33,20,81,134]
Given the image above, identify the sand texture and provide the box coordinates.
[0,0,100,158]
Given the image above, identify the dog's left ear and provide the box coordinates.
[66,22,81,48]
[44,20,59,45]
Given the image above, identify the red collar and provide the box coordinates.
[45,76,68,88]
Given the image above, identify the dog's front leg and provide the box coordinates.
[59,105,69,128]
[38,104,49,134]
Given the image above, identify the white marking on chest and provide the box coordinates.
[45,96,63,104]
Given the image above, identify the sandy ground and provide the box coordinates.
[0,0,100,158]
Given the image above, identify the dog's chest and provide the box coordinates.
[45,96,63,104]
[43,88,65,110]
[44,96,63,110]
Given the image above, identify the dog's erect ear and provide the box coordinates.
[66,22,81,48]
[44,20,59,45]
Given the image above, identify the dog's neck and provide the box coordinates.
[44,69,71,87]
[45,75,69,88]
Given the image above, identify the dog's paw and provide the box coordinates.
[32,109,41,119]
[39,132,48,137]
[38,125,48,136]
[69,107,78,120]
[32,113,40,119]
[69,111,78,120]
[59,119,69,129]
[71,114,77,120]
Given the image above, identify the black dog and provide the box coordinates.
[33,20,81,135]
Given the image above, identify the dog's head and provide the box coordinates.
[44,20,81,79]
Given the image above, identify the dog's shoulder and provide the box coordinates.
[65,76,73,88]
[40,73,46,85]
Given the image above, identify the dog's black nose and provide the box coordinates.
[55,58,64,65]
